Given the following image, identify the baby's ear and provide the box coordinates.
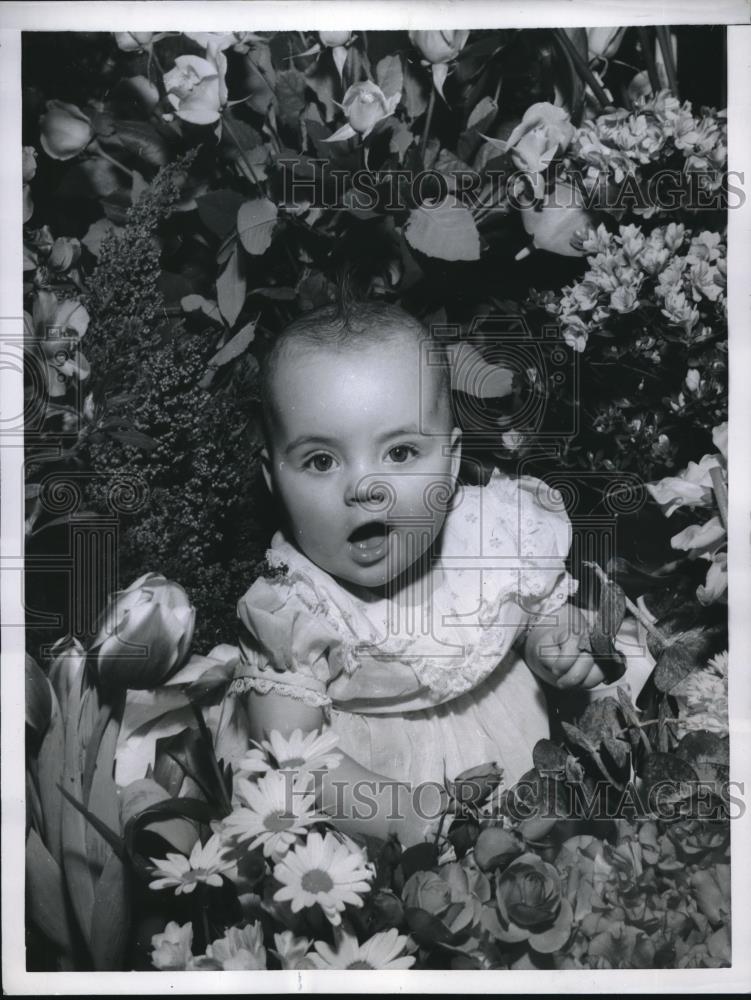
[449,426,462,483]
[260,446,273,494]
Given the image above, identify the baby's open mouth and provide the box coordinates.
[347,522,391,564]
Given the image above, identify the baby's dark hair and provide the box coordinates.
[258,295,453,438]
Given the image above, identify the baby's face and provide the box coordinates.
[262,333,461,593]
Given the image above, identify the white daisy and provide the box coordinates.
[201,922,267,970]
[708,650,728,677]
[222,771,321,859]
[149,833,234,895]
[310,927,416,970]
[258,728,342,775]
[273,831,374,926]
[234,746,272,780]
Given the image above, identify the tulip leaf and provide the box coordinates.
[123,797,215,857]
[237,198,278,255]
[84,706,123,877]
[26,829,74,954]
[59,784,126,860]
[216,245,246,326]
[404,907,459,947]
[89,853,130,971]
[120,778,200,855]
[404,197,481,261]
[37,686,66,864]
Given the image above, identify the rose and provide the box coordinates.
[326,81,400,142]
[402,870,452,917]
[39,100,94,160]
[114,32,154,52]
[473,827,522,872]
[22,146,37,183]
[489,852,573,953]
[24,290,90,398]
[409,30,469,64]
[90,572,195,690]
[48,237,81,273]
[502,103,575,178]
[150,921,194,971]
[164,51,228,125]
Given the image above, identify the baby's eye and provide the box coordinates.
[387,444,419,464]
[305,453,336,472]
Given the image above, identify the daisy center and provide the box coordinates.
[263,809,296,833]
[301,868,334,894]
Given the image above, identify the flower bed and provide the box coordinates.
[22,26,729,972]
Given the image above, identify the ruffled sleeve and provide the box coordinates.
[511,474,578,619]
[231,569,353,710]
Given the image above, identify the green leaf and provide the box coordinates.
[533,739,569,776]
[640,752,698,808]
[37,686,66,864]
[654,635,706,693]
[59,784,126,860]
[404,907,458,947]
[81,218,121,259]
[208,320,257,368]
[404,197,480,261]
[402,57,428,120]
[26,829,74,954]
[197,189,248,241]
[181,294,223,325]
[120,778,199,855]
[101,120,170,167]
[247,286,297,301]
[89,853,130,971]
[467,95,498,131]
[237,198,278,255]
[276,68,307,127]
[107,428,158,451]
[216,245,246,327]
[376,54,403,99]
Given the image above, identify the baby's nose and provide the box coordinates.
[344,472,392,510]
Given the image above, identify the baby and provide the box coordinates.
[233,300,605,845]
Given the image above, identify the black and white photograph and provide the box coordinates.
[2,1,750,992]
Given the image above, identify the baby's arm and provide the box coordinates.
[521,604,606,690]
[247,689,444,845]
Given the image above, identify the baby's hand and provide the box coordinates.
[524,608,606,690]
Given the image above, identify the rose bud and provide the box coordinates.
[48,237,81,272]
[496,853,562,929]
[163,51,228,125]
[39,100,95,160]
[408,30,469,64]
[114,31,154,52]
[474,827,522,872]
[319,32,352,48]
[344,80,398,136]
[22,146,38,183]
[89,572,195,690]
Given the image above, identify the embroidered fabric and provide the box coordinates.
[234,470,578,711]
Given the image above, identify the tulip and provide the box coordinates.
[39,100,95,160]
[325,81,400,142]
[24,290,90,398]
[90,572,195,690]
[164,51,228,125]
[114,32,154,52]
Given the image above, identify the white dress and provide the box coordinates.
[231,470,578,792]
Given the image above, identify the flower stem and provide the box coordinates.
[637,27,662,96]
[655,26,679,98]
[710,466,728,531]
[419,85,436,167]
[583,560,669,649]
[222,112,263,189]
[553,29,611,110]
[91,144,136,179]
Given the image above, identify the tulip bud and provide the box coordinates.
[90,573,195,690]
[25,655,53,737]
[22,146,38,183]
[39,100,95,161]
